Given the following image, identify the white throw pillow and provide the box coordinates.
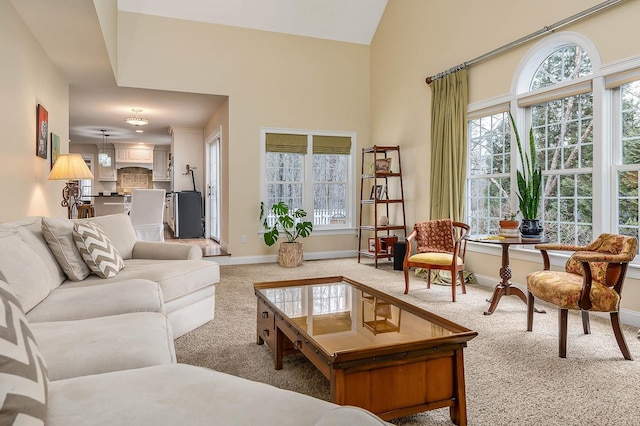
[0,279,49,425]
[41,216,91,281]
[73,222,124,279]
[0,233,51,312]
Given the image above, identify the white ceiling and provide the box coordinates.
[119,0,388,45]
[11,0,386,146]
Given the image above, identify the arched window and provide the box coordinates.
[526,43,595,245]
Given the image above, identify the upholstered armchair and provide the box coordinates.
[403,219,470,302]
[526,234,638,360]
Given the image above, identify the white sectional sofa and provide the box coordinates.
[0,213,389,425]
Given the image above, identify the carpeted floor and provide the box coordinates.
[175,258,640,425]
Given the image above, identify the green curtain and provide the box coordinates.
[429,69,468,221]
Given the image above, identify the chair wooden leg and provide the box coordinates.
[426,269,431,289]
[610,312,633,360]
[526,291,534,332]
[459,271,466,294]
[559,309,568,358]
[451,270,456,303]
[403,267,410,295]
[581,311,590,335]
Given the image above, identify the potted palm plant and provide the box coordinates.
[259,201,313,267]
[509,112,543,239]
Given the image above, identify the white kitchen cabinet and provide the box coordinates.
[115,146,154,163]
[153,150,171,181]
[96,148,116,181]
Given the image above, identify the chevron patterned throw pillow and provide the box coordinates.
[0,279,49,425]
[73,222,124,279]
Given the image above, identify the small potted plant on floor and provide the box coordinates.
[259,201,313,267]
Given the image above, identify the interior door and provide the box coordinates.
[206,135,221,242]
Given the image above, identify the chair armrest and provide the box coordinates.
[132,241,202,260]
[571,251,635,263]
[533,243,587,252]
[404,230,417,263]
[573,252,632,311]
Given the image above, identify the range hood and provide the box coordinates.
[116,162,153,170]
[114,144,154,170]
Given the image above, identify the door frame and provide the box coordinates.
[205,127,222,242]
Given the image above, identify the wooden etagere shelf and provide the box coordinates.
[358,145,407,268]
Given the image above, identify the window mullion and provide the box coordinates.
[304,135,314,219]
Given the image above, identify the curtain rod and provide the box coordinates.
[425,0,625,84]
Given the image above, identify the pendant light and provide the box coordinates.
[98,130,112,167]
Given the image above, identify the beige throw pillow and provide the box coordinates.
[73,222,124,279]
[41,216,91,281]
[0,233,51,312]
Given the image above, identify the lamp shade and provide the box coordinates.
[48,154,94,180]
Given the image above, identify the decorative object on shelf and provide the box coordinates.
[50,132,60,170]
[378,215,389,226]
[36,104,48,159]
[375,158,392,173]
[510,112,543,239]
[370,184,384,200]
[124,108,149,126]
[259,201,313,267]
[368,238,376,252]
[48,154,95,219]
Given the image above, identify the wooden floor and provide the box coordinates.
[164,226,228,257]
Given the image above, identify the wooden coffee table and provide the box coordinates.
[254,276,477,424]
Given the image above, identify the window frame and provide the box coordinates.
[260,127,357,236]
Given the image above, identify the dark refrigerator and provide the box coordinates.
[174,191,203,238]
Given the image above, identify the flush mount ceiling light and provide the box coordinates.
[124,108,149,126]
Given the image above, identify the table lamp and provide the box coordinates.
[48,154,95,219]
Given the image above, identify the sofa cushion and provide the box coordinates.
[26,279,164,323]
[0,233,51,312]
[73,222,124,279]
[31,312,176,381]
[0,280,48,425]
[41,216,91,281]
[0,217,66,290]
[67,259,218,304]
[47,364,337,426]
[75,214,137,260]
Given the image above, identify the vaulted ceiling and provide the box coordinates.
[11,0,387,146]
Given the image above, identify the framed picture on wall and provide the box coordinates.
[36,104,48,159]
[50,132,60,169]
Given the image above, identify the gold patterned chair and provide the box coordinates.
[526,234,638,360]
[403,219,470,302]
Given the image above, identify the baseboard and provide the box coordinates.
[212,250,358,266]
[472,273,640,329]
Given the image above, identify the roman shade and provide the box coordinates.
[265,133,307,154]
[312,136,352,155]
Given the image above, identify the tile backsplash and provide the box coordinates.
[116,167,153,194]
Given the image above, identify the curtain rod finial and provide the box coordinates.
[425,76,433,84]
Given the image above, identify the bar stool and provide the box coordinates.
[77,204,95,218]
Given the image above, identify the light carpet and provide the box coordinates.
[175,258,640,425]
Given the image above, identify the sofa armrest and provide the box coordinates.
[132,241,202,260]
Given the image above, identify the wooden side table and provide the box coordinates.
[468,236,548,315]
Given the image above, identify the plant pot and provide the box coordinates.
[499,220,519,229]
[278,241,303,267]
[520,219,543,239]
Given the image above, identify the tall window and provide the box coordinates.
[262,130,355,230]
[466,111,511,234]
[529,45,594,245]
[616,80,640,244]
